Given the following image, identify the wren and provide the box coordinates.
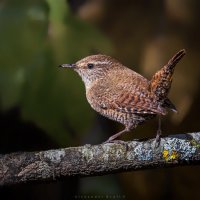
[60,49,186,143]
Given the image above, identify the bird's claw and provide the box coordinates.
[155,129,162,148]
[103,139,129,150]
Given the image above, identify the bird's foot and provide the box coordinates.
[103,139,129,150]
[155,129,162,148]
[103,139,127,145]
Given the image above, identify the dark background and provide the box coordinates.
[0,0,200,199]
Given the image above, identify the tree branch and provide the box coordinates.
[0,132,200,186]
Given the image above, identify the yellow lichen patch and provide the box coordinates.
[170,150,179,160]
[163,149,179,161]
[163,150,169,160]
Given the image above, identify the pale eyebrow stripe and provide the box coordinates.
[92,61,112,65]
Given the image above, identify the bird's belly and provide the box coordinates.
[92,103,154,127]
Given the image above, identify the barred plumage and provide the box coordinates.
[60,49,186,143]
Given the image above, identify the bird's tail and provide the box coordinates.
[149,49,186,103]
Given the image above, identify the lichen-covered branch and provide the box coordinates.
[0,132,200,186]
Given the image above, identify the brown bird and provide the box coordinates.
[60,49,186,143]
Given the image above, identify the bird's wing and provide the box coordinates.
[100,88,166,115]
[88,78,167,116]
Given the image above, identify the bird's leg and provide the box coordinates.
[103,126,131,145]
[155,115,162,146]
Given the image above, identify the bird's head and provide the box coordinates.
[59,54,121,88]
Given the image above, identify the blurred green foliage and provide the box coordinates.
[0,0,111,145]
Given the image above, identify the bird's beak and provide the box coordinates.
[59,64,76,68]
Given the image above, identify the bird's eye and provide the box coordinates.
[87,63,94,69]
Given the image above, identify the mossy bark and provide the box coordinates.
[0,132,200,186]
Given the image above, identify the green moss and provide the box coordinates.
[190,139,200,148]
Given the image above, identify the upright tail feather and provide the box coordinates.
[149,49,186,100]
